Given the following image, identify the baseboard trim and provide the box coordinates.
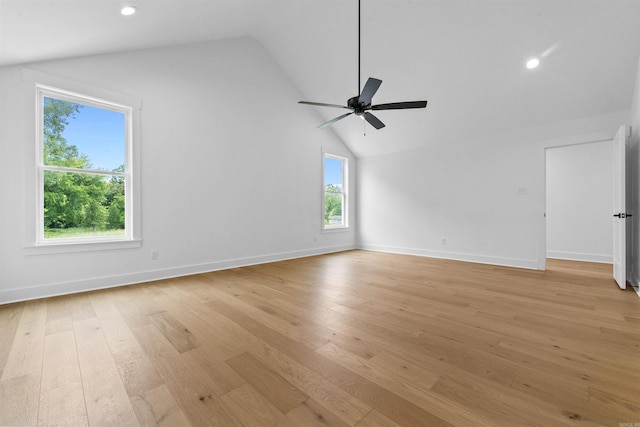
[1,244,355,304]
[546,251,613,264]
[358,243,541,270]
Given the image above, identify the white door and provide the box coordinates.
[612,125,627,289]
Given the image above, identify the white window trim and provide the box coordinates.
[322,152,349,231]
[22,69,142,254]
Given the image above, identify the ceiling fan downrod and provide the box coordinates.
[358,0,361,96]
[297,0,428,130]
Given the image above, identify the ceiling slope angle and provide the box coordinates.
[2,1,639,157]
[260,0,640,157]
[0,1,273,67]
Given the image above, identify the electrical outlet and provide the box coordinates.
[517,187,528,195]
[441,237,447,245]
[151,250,159,260]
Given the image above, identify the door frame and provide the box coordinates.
[540,133,617,272]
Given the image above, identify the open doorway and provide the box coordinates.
[545,141,614,264]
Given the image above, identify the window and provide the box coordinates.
[36,85,134,244]
[323,154,348,229]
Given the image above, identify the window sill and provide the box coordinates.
[322,226,350,234]
[24,239,142,255]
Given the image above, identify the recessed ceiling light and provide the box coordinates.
[526,58,540,69]
[121,6,137,16]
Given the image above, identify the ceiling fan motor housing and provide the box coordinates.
[348,96,368,113]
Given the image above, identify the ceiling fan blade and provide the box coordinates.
[364,112,385,129]
[318,112,354,128]
[299,101,350,109]
[370,101,428,110]
[358,77,382,106]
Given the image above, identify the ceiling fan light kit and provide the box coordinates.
[299,0,428,130]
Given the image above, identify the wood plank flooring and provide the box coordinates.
[1,250,639,426]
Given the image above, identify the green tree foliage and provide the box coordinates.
[324,184,343,225]
[106,193,125,230]
[104,165,125,230]
[44,98,80,143]
[43,98,125,235]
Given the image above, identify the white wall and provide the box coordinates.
[630,56,640,290]
[546,141,613,263]
[358,111,628,270]
[0,38,356,303]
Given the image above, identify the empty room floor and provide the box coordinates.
[1,250,639,426]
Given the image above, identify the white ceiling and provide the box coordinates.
[2,0,639,157]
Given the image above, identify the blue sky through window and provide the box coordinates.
[58,100,125,172]
[324,157,343,188]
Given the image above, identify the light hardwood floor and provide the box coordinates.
[1,250,639,426]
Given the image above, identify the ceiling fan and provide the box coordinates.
[299,0,428,130]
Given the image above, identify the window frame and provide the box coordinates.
[36,85,133,245]
[22,69,141,254]
[322,153,349,231]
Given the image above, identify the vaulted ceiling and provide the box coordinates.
[2,0,639,157]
